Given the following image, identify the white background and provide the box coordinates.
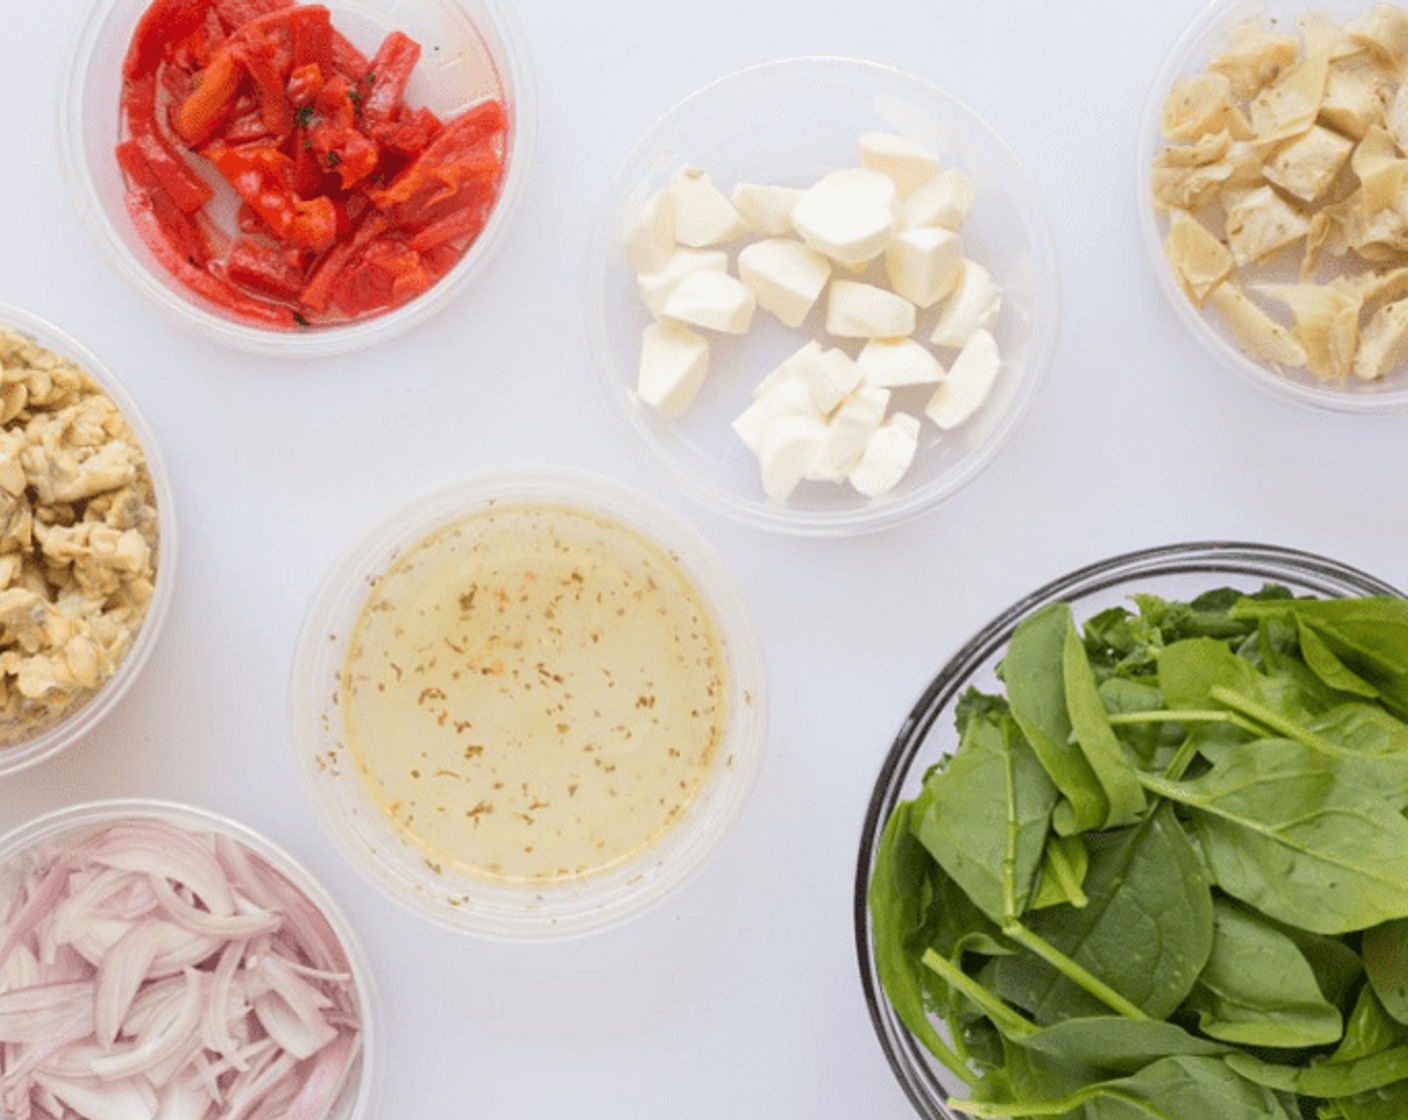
[4,0,1408,1117]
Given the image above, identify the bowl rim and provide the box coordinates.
[55,0,539,358]
[0,795,381,1120]
[0,299,178,777]
[289,464,768,941]
[1135,0,1408,416]
[852,539,1405,1119]
[584,53,1063,537]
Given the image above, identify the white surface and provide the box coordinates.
[3,1,1407,1117]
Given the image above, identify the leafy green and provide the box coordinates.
[868,587,1408,1120]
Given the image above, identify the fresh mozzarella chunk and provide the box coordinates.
[731,182,802,235]
[925,329,1001,429]
[791,168,900,268]
[857,338,945,388]
[669,167,750,247]
[624,188,676,274]
[809,385,890,481]
[637,248,729,317]
[637,322,709,417]
[750,341,861,414]
[826,279,916,339]
[756,414,829,501]
[659,268,757,333]
[929,260,1002,349]
[859,132,941,197]
[737,238,832,328]
[849,411,922,497]
[885,226,964,308]
[732,377,821,454]
[903,168,977,231]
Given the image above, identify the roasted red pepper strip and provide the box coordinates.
[369,99,506,221]
[171,46,245,146]
[120,75,214,213]
[361,31,420,122]
[123,0,213,79]
[204,141,338,251]
[223,237,308,301]
[124,190,296,328]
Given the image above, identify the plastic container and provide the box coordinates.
[0,301,176,777]
[1138,0,1408,413]
[586,56,1061,536]
[0,798,379,1120]
[58,0,536,356]
[853,540,1403,1120]
[291,466,766,940]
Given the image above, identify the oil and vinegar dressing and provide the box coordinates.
[340,501,728,884]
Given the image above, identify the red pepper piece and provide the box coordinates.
[223,237,309,301]
[361,31,419,122]
[205,140,338,252]
[290,4,332,73]
[171,46,245,146]
[331,236,432,315]
[407,196,490,254]
[365,104,441,158]
[306,77,379,189]
[119,75,214,213]
[212,0,291,32]
[299,211,387,314]
[369,99,505,222]
[124,190,296,328]
[238,23,295,139]
[123,0,213,79]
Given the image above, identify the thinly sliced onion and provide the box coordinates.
[0,817,363,1120]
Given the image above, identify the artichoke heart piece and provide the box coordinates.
[1164,208,1234,304]
[1250,37,1332,143]
[1346,4,1408,73]
[1349,125,1407,213]
[1208,280,1309,369]
[1209,19,1301,100]
[1320,61,1392,140]
[1256,281,1362,380]
[1224,184,1311,265]
[1263,124,1355,202]
[1163,72,1241,142]
[1353,294,1408,379]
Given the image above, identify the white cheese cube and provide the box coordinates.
[624,188,676,274]
[849,411,921,497]
[826,279,916,339]
[737,238,832,328]
[809,384,890,480]
[859,132,942,197]
[885,226,963,309]
[659,268,756,334]
[637,322,708,418]
[925,329,1001,429]
[637,248,728,317]
[731,182,802,235]
[791,168,901,268]
[857,338,945,388]
[669,167,750,247]
[903,168,978,231]
[929,261,1002,349]
[732,377,821,453]
[756,414,829,501]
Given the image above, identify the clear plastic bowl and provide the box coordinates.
[0,301,176,777]
[1138,0,1408,413]
[291,466,767,940]
[58,0,536,357]
[586,56,1061,537]
[853,540,1403,1119]
[0,797,380,1120]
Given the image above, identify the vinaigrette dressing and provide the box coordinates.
[340,501,728,884]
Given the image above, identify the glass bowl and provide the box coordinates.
[585,56,1061,536]
[291,466,766,940]
[853,540,1403,1120]
[1138,0,1408,413]
[58,0,536,357]
[0,798,379,1120]
[0,301,176,777]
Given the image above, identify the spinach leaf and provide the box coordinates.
[1029,834,1089,911]
[992,805,1213,1023]
[911,705,1056,924]
[1063,619,1147,827]
[1016,1016,1229,1073]
[1226,1044,1408,1098]
[1332,985,1408,1064]
[1003,602,1109,834]
[1186,897,1343,1048]
[1365,917,1408,1027]
[1139,739,1408,934]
